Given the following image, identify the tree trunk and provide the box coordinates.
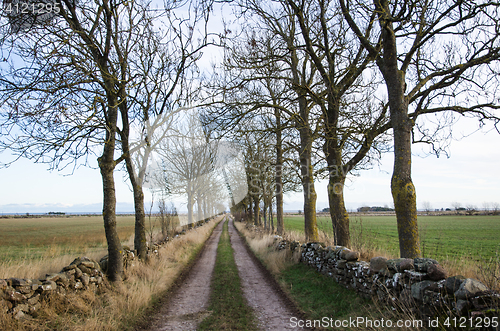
[375,0,420,258]
[296,76,319,241]
[159,199,167,238]
[269,202,274,233]
[288,31,318,242]
[275,107,285,235]
[118,101,147,260]
[98,106,123,282]
[246,195,253,222]
[197,192,203,222]
[299,124,319,242]
[132,180,147,259]
[263,199,268,230]
[327,174,350,247]
[122,155,147,260]
[389,78,420,258]
[253,196,260,226]
[323,93,351,247]
[203,197,208,220]
[187,187,194,226]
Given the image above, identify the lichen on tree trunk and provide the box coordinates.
[388,69,420,258]
[385,69,421,259]
[328,174,350,247]
[392,175,420,258]
[375,0,421,258]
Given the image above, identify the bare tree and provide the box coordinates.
[0,1,215,259]
[422,201,432,215]
[212,0,393,245]
[157,199,178,239]
[465,204,477,216]
[209,1,324,240]
[0,0,214,277]
[115,0,213,260]
[0,0,159,281]
[492,202,500,216]
[482,202,491,214]
[285,0,393,247]
[451,201,462,214]
[341,0,500,257]
[156,110,228,225]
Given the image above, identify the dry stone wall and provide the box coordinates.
[0,256,104,320]
[0,216,216,320]
[276,238,499,328]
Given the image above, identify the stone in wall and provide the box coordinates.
[274,236,301,252]
[370,256,387,273]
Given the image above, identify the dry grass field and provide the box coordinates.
[0,215,220,330]
[0,215,136,279]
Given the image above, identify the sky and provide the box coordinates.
[1,3,499,215]
[280,118,500,213]
[0,115,499,214]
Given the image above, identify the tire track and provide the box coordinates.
[228,217,307,331]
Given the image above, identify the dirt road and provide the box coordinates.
[143,220,224,331]
[140,216,304,331]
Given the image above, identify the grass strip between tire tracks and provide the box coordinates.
[198,219,258,331]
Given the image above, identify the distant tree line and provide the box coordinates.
[357,206,395,212]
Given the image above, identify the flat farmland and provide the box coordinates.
[283,214,500,263]
[0,215,136,263]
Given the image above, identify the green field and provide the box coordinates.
[0,215,136,263]
[283,214,500,263]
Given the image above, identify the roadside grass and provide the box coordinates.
[0,247,109,281]
[280,264,421,330]
[0,215,180,279]
[279,263,370,320]
[0,218,220,331]
[235,222,421,331]
[283,214,500,289]
[198,220,258,331]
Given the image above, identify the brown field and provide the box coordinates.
[0,215,136,279]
